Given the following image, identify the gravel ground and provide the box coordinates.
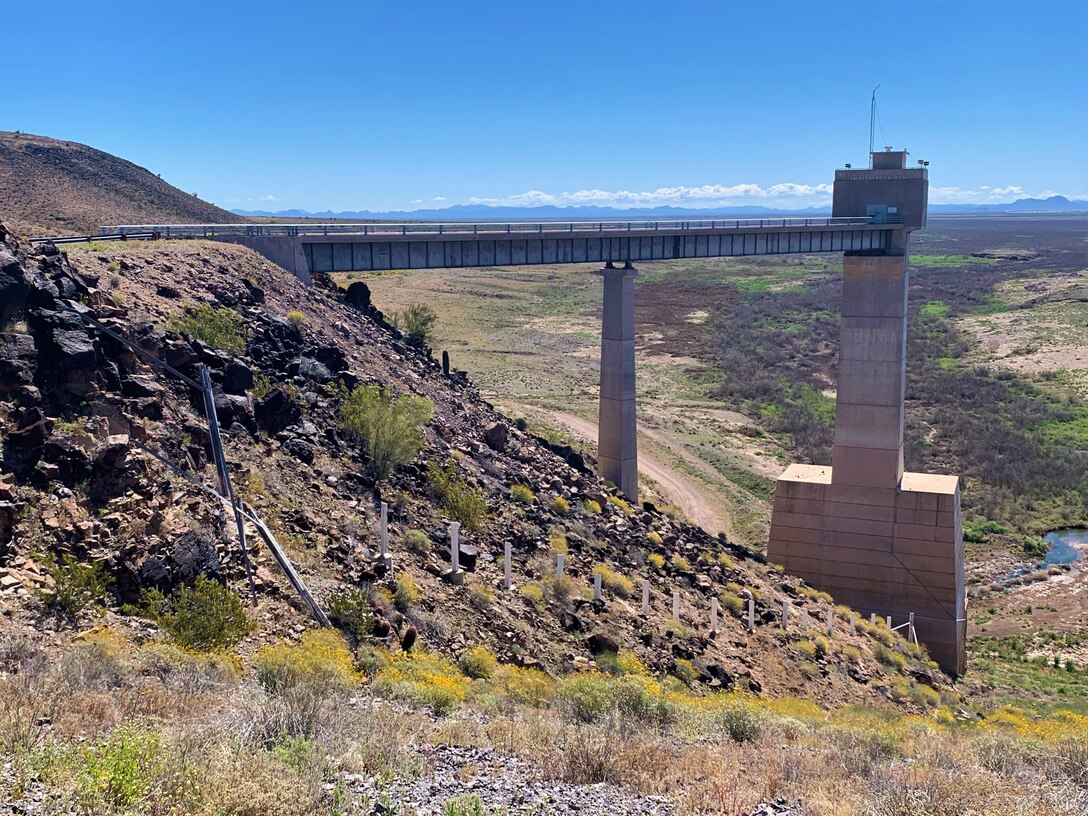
[336,743,676,815]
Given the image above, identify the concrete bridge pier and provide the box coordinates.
[597,261,639,500]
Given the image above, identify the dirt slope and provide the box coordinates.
[0,132,240,236]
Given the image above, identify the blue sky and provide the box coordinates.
[4,0,1086,212]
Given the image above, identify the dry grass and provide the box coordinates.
[1,627,1086,815]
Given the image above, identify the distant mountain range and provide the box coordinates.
[233,196,1088,221]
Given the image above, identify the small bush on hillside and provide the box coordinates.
[647,553,666,570]
[798,585,834,604]
[38,553,111,616]
[142,575,252,651]
[392,303,438,347]
[285,310,307,326]
[548,532,568,554]
[458,646,497,679]
[393,572,420,609]
[340,384,434,481]
[592,564,634,598]
[405,528,431,554]
[327,589,374,638]
[169,303,246,355]
[671,555,691,572]
[510,484,535,504]
[607,495,633,515]
[550,496,570,514]
[872,641,907,670]
[256,629,360,695]
[428,461,489,530]
[582,500,601,515]
[645,531,663,545]
[442,794,498,816]
[719,589,745,617]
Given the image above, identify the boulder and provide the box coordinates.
[484,422,508,452]
[298,356,331,383]
[254,388,302,434]
[345,281,371,310]
[283,437,314,464]
[587,631,621,655]
[222,359,254,394]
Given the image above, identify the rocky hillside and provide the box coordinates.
[0,220,954,710]
[0,132,240,237]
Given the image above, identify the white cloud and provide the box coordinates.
[410,199,423,204]
[248,194,281,203]
[465,182,835,210]
[431,196,447,202]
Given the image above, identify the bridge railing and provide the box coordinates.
[101,215,892,239]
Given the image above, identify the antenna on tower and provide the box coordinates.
[869,85,881,163]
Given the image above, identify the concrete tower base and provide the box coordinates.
[767,252,966,676]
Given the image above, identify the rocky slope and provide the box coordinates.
[0,220,955,708]
[0,132,240,237]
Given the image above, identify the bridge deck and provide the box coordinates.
[103,217,899,272]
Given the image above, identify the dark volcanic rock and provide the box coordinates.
[298,356,331,383]
[254,388,302,434]
[222,359,254,394]
[484,422,508,452]
[587,632,621,654]
[283,437,314,464]
[344,281,371,310]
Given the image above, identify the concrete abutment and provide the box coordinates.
[596,262,639,501]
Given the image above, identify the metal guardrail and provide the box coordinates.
[101,216,896,240]
[31,232,160,245]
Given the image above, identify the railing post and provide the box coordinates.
[781,598,790,629]
[641,579,650,615]
[746,597,755,633]
[672,589,680,621]
[710,597,719,635]
[445,522,464,584]
[593,572,602,601]
[556,553,565,578]
[378,501,391,570]
[503,541,512,590]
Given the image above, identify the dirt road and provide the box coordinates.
[539,410,731,536]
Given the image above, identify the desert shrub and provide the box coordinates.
[340,385,434,481]
[550,496,570,514]
[798,585,834,604]
[38,552,111,616]
[582,499,602,515]
[674,658,701,685]
[557,673,612,722]
[510,484,535,505]
[393,572,420,609]
[442,794,498,816]
[607,495,633,515]
[458,646,497,679]
[596,649,647,677]
[374,651,469,715]
[142,575,252,651]
[404,528,430,554]
[392,303,438,347]
[671,555,691,572]
[468,584,496,609]
[591,564,634,598]
[169,303,246,354]
[428,461,489,530]
[647,553,666,570]
[840,644,863,662]
[910,682,941,709]
[327,589,374,638]
[285,310,307,326]
[714,699,764,743]
[872,642,908,671]
[719,589,745,617]
[256,629,360,694]
[137,641,240,690]
[718,553,736,570]
[492,665,555,706]
[521,582,546,610]
[66,726,169,810]
[547,532,569,554]
[645,531,663,545]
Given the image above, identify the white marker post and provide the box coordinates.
[556,554,565,578]
[908,612,916,644]
[503,541,512,590]
[378,502,392,570]
[870,613,878,626]
[850,612,857,634]
[641,579,650,615]
[826,607,834,634]
[672,590,680,622]
[710,597,719,636]
[746,598,755,634]
[781,599,790,629]
[801,610,809,632]
[593,572,602,602]
[445,521,464,585]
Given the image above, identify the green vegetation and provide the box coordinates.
[910,254,998,268]
[509,484,536,505]
[169,303,246,355]
[141,575,252,651]
[591,563,634,597]
[458,646,497,679]
[339,384,434,481]
[285,309,307,326]
[327,589,374,638]
[550,495,570,514]
[38,553,111,616]
[428,461,489,530]
[392,303,438,347]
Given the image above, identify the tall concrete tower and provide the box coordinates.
[767,149,966,676]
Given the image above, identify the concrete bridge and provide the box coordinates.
[103,150,966,674]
